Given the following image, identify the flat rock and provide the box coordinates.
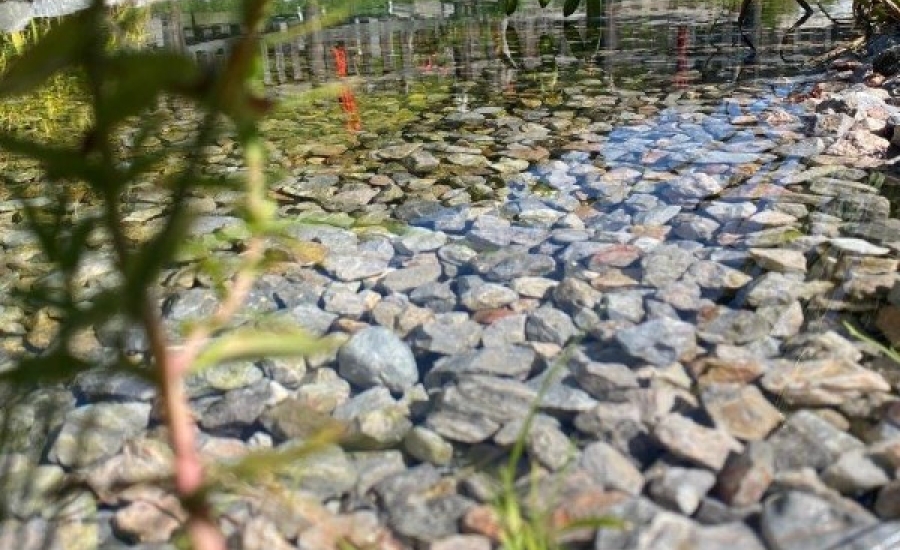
[424,345,536,387]
[648,465,717,515]
[761,358,891,406]
[338,327,419,393]
[766,411,864,472]
[654,413,743,471]
[579,441,645,495]
[760,490,877,550]
[616,318,698,366]
[49,403,152,468]
[525,306,578,346]
[702,383,783,441]
[411,314,483,355]
[749,248,808,273]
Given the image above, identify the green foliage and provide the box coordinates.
[0,0,347,546]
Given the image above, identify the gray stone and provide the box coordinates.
[603,290,647,323]
[641,245,695,287]
[438,376,537,423]
[395,228,448,255]
[321,286,371,318]
[258,356,306,390]
[273,442,357,499]
[260,397,345,441]
[683,260,753,290]
[579,441,645,495]
[647,465,717,515]
[575,401,654,464]
[593,496,663,550]
[456,276,518,311]
[0,390,75,459]
[288,304,338,336]
[199,381,272,437]
[403,426,454,465]
[73,370,155,402]
[411,314,483,355]
[49,403,152,468]
[424,345,536,387]
[323,253,390,281]
[380,257,443,293]
[634,511,697,549]
[409,281,457,312]
[481,314,527,347]
[525,306,578,346]
[570,357,640,400]
[829,237,892,256]
[616,318,698,366]
[472,249,556,282]
[552,277,600,312]
[525,418,575,471]
[821,450,890,495]
[717,441,776,507]
[405,149,441,174]
[749,248,808,273]
[349,450,407,497]
[702,383,784,441]
[294,370,351,414]
[373,465,473,543]
[767,411,864,472]
[0,460,74,519]
[745,272,808,307]
[653,413,743,471]
[761,358,891,407]
[875,481,900,518]
[757,301,804,338]
[338,327,419,393]
[425,409,500,443]
[697,307,771,345]
[760,490,877,550]
[333,388,412,449]
[654,282,702,311]
[511,277,558,298]
[185,361,264,399]
[531,375,599,415]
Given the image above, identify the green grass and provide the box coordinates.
[489,341,624,550]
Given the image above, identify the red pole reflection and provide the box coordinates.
[674,26,689,89]
[332,44,361,132]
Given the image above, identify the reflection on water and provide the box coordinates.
[0,1,858,92]
[118,0,857,90]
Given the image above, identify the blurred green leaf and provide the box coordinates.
[0,134,100,184]
[124,209,194,315]
[193,329,339,372]
[503,0,519,15]
[0,12,92,98]
[99,52,202,128]
[0,352,92,386]
[539,0,552,8]
[57,217,97,272]
[208,422,345,485]
[563,0,581,17]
